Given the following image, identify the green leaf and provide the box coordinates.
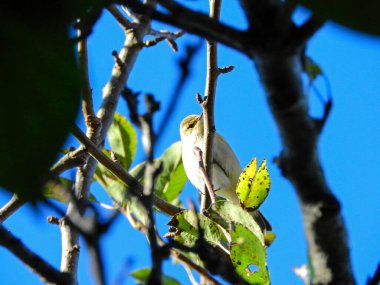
[167,210,224,246]
[43,178,98,204]
[0,4,83,200]
[230,224,270,285]
[156,141,187,201]
[100,177,148,223]
[296,0,380,36]
[128,141,187,203]
[107,113,137,170]
[304,56,323,86]
[236,159,270,211]
[130,268,181,285]
[209,201,264,245]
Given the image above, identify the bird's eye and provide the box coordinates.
[188,122,195,129]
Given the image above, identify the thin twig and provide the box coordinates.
[78,25,95,121]
[136,94,163,285]
[107,5,133,30]
[0,195,24,223]
[142,30,184,52]
[193,147,216,205]
[200,0,222,211]
[156,41,203,146]
[120,0,250,53]
[50,148,86,177]
[59,25,102,284]
[0,225,71,285]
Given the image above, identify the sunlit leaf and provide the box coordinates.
[236,158,258,205]
[156,141,187,201]
[236,159,270,211]
[167,210,224,246]
[108,113,137,170]
[130,268,181,285]
[128,141,187,203]
[209,201,264,245]
[230,224,270,285]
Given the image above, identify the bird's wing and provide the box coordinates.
[211,134,242,202]
[213,133,242,182]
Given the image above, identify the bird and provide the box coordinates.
[180,114,271,232]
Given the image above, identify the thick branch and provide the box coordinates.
[367,263,380,285]
[255,51,355,285]
[0,225,71,285]
[289,14,325,49]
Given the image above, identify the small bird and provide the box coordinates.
[180,114,271,232]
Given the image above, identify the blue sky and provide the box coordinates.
[1,3,379,285]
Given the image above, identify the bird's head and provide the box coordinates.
[179,113,204,140]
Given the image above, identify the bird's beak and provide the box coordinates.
[197,112,203,121]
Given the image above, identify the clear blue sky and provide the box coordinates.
[1,3,379,284]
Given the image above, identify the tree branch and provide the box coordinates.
[156,41,203,145]
[124,206,221,285]
[50,148,87,177]
[71,125,183,216]
[288,14,325,50]
[200,0,221,210]
[0,195,25,223]
[193,147,215,206]
[124,90,164,285]
[367,263,380,285]
[254,36,355,285]
[0,225,71,285]
[60,9,154,283]
[107,5,133,30]
[119,0,250,53]
[0,148,87,224]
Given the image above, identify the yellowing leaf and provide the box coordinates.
[236,159,271,211]
[264,231,276,247]
[236,158,257,205]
